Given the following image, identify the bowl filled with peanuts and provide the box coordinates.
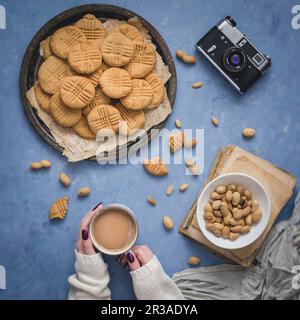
[196,173,271,249]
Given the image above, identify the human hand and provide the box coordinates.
[76,202,103,256]
[117,245,154,271]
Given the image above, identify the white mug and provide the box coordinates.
[89,203,139,255]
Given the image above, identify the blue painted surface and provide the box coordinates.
[0,0,299,300]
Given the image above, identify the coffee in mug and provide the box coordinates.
[90,204,138,255]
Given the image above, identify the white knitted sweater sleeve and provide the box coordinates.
[130,256,185,300]
[68,252,184,300]
[68,250,111,300]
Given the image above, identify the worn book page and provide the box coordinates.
[27,18,172,162]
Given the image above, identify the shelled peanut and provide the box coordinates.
[203,183,262,241]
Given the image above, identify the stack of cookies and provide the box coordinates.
[34,14,165,140]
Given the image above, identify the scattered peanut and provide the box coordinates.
[175,119,182,128]
[40,160,51,168]
[30,160,51,170]
[59,173,71,187]
[184,137,197,149]
[192,82,203,89]
[211,117,219,127]
[188,256,201,266]
[179,183,189,192]
[243,128,256,138]
[163,216,174,230]
[166,184,175,196]
[77,187,90,197]
[30,162,42,170]
[147,196,157,206]
[169,131,185,153]
[176,50,196,64]
[185,159,199,175]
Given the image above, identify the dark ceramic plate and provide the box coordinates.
[19,4,176,160]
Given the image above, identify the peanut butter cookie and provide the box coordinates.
[50,26,87,59]
[60,76,95,109]
[145,73,164,108]
[34,83,51,112]
[125,42,156,78]
[120,79,153,110]
[87,104,121,134]
[99,67,132,99]
[115,103,145,135]
[75,14,106,49]
[49,92,82,127]
[143,157,168,176]
[86,68,103,87]
[83,86,111,116]
[119,23,144,42]
[101,33,134,67]
[49,196,69,220]
[38,56,69,94]
[72,116,96,140]
[68,43,102,74]
[42,36,53,59]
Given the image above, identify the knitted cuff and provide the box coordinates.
[75,250,107,273]
[130,255,162,281]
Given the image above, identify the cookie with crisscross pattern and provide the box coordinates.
[60,76,95,109]
[120,79,153,110]
[87,104,121,134]
[145,73,164,108]
[49,197,69,220]
[50,26,87,59]
[83,86,111,115]
[125,42,156,78]
[115,103,145,135]
[68,43,102,74]
[99,67,132,99]
[72,116,96,140]
[119,23,144,42]
[75,14,106,49]
[49,92,82,127]
[38,56,70,94]
[143,157,168,176]
[101,33,134,67]
[34,82,51,113]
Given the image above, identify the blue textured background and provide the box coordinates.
[0,0,299,300]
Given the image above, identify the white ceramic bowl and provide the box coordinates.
[196,173,271,249]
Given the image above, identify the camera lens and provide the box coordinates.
[223,47,247,73]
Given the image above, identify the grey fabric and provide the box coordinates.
[173,193,300,300]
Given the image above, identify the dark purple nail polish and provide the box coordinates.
[82,229,89,240]
[93,202,103,211]
[127,252,135,263]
